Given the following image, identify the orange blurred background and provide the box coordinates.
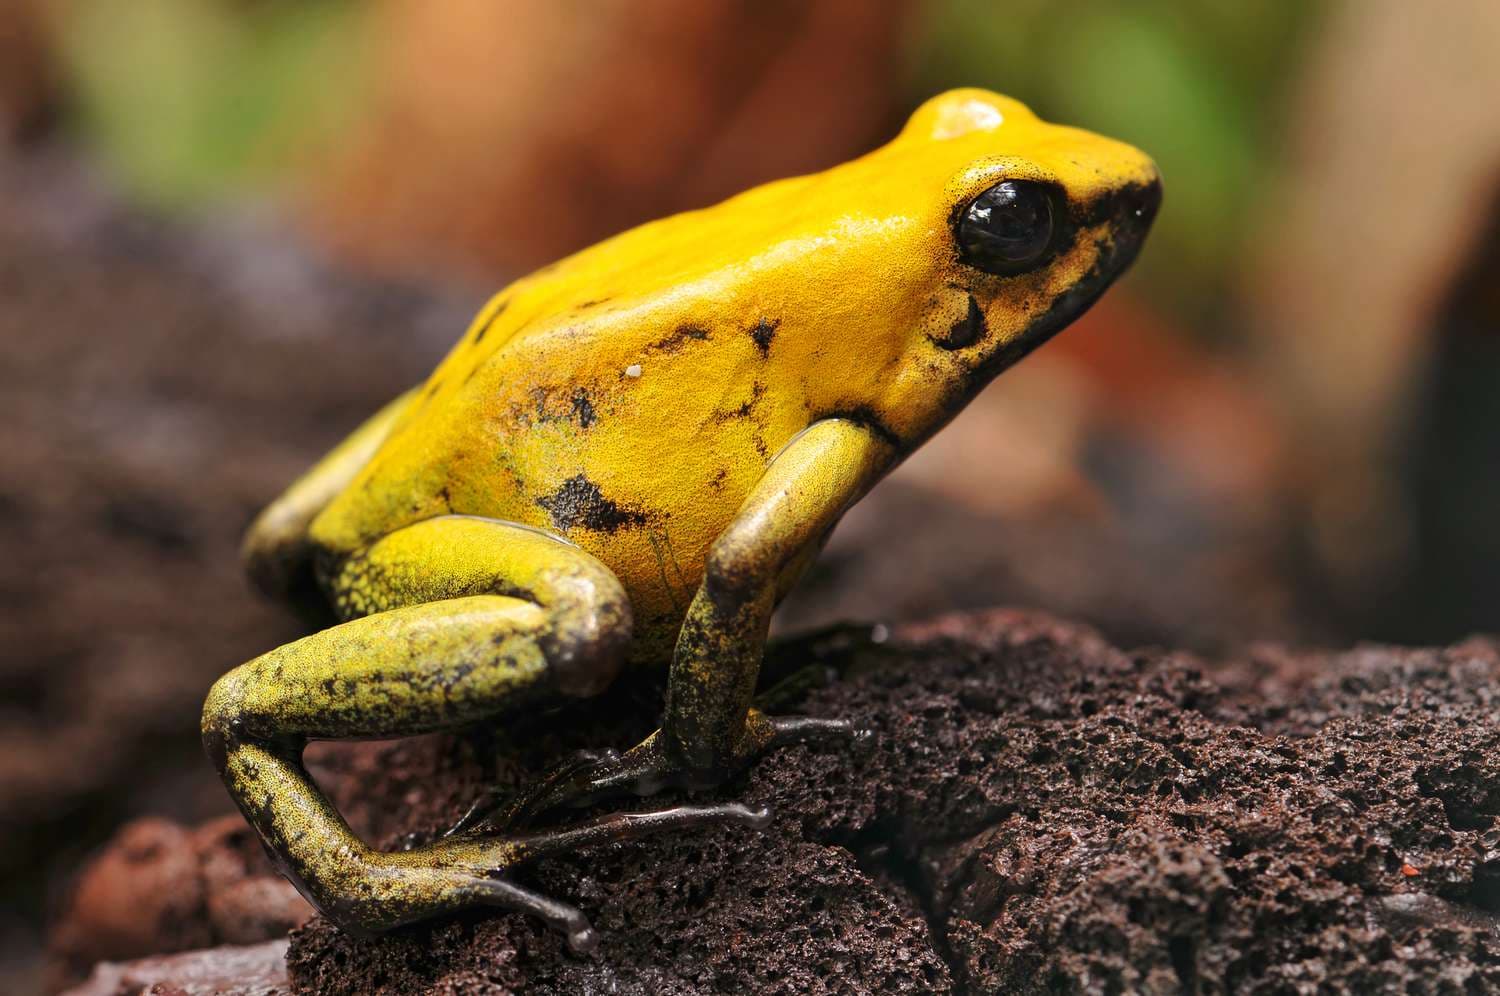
[3,1,1499,987]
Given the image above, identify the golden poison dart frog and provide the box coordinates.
[206,89,1160,952]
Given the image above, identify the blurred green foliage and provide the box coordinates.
[55,0,366,204]
[911,0,1325,320]
[54,0,1325,323]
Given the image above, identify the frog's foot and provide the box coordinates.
[443,748,620,839]
[500,710,869,830]
[403,802,770,953]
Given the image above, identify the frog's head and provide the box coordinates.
[858,89,1161,445]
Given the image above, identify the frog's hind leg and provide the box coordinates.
[202,515,763,950]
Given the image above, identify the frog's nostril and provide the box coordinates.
[1125,179,1162,230]
[1083,178,1161,280]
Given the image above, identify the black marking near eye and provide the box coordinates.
[749,317,780,356]
[1075,180,1162,231]
[536,475,646,533]
[959,178,1160,391]
[930,294,987,350]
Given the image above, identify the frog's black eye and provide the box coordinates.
[955,180,1057,275]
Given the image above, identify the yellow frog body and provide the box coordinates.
[207,89,1159,951]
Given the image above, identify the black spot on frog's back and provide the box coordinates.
[536,475,646,533]
[570,389,597,428]
[526,385,599,429]
[470,298,509,346]
[650,324,712,354]
[749,317,780,356]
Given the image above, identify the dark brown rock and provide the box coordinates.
[50,611,1500,994]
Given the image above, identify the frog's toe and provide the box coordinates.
[503,736,681,829]
[472,876,599,954]
[502,712,867,829]
[393,803,769,952]
[445,747,622,839]
[761,714,872,751]
[511,801,773,861]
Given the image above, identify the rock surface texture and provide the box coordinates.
[51,609,1500,994]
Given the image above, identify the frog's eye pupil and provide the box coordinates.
[956,180,1056,275]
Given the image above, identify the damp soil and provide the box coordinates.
[51,610,1500,994]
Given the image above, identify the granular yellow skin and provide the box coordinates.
[207,89,1160,952]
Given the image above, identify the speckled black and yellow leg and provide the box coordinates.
[506,418,894,824]
[203,516,766,952]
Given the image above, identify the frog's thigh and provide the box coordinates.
[216,516,631,743]
[207,516,627,744]
[200,516,631,929]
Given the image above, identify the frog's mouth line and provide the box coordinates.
[966,178,1161,390]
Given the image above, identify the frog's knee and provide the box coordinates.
[294,856,397,935]
[201,667,253,770]
[539,562,634,699]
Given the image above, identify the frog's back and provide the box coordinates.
[307,90,1139,643]
[311,301,796,642]
[308,135,954,643]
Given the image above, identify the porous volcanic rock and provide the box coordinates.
[52,610,1500,993]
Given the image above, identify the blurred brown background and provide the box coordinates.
[3,1,1499,990]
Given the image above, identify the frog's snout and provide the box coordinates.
[1125,176,1163,229]
[1098,174,1162,271]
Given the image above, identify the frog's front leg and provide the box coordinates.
[203,516,766,952]
[505,418,894,824]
